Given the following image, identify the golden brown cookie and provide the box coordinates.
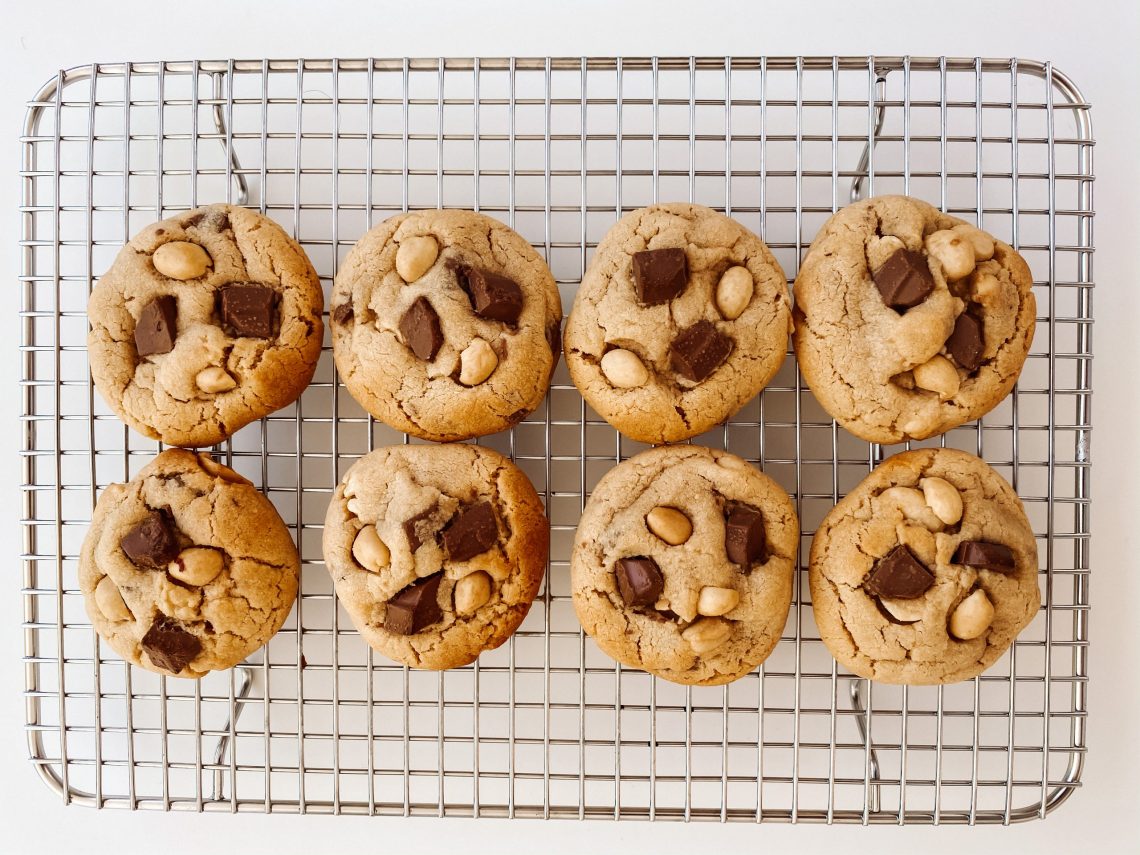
[564,203,792,444]
[793,195,1035,443]
[809,448,1040,685]
[88,204,324,447]
[571,446,798,686]
[329,210,563,442]
[323,444,549,670]
[79,449,300,678]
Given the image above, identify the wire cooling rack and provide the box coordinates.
[19,57,1092,824]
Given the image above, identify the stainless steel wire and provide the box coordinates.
[19,56,1092,823]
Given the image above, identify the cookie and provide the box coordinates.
[329,210,563,442]
[571,446,798,686]
[793,195,1035,443]
[88,204,324,448]
[809,448,1040,685]
[79,449,300,678]
[323,444,549,670]
[564,204,791,444]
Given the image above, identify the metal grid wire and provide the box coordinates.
[19,57,1092,824]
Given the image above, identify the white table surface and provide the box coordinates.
[3,1,1137,852]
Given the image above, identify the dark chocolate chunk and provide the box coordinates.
[873,249,935,310]
[725,502,767,567]
[182,211,206,229]
[459,266,524,325]
[332,302,354,325]
[121,509,181,570]
[670,320,733,382]
[946,312,984,371]
[134,295,178,357]
[443,501,498,561]
[632,247,688,305]
[399,296,443,361]
[864,545,935,599]
[384,573,443,635]
[614,556,664,607]
[219,285,278,338]
[402,504,440,553]
[140,616,202,674]
[953,540,1016,573]
[546,318,562,356]
[183,209,229,232]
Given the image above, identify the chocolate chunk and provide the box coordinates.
[458,266,524,325]
[140,615,202,674]
[219,285,278,338]
[632,247,688,305]
[546,318,562,354]
[614,556,664,607]
[399,296,443,361]
[864,545,935,599]
[182,211,206,229]
[121,509,181,570]
[953,540,1016,573]
[443,501,498,561]
[873,249,935,310]
[332,302,354,325]
[402,505,440,552]
[183,209,229,232]
[725,503,767,567]
[134,295,178,357]
[670,320,733,382]
[384,573,443,635]
[946,312,984,371]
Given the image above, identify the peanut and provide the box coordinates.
[645,506,692,546]
[600,348,649,388]
[153,241,212,280]
[395,235,439,283]
[912,354,960,401]
[880,486,944,532]
[196,365,237,394]
[924,229,976,281]
[454,570,493,616]
[697,586,740,617]
[95,576,132,622]
[867,235,906,270]
[952,223,995,261]
[681,617,733,654]
[195,453,251,485]
[949,589,995,640]
[879,595,925,623]
[920,476,963,526]
[168,547,225,587]
[352,525,390,572]
[458,338,498,386]
[715,266,753,320]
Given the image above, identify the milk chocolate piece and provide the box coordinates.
[384,573,443,635]
[443,501,498,561]
[953,540,1016,573]
[864,545,935,599]
[459,266,524,325]
[632,247,688,305]
[725,503,767,567]
[873,249,935,310]
[120,509,181,570]
[947,312,984,371]
[134,295,178,357]
[402,504,440,552]
[141,616,202,674]
[219,285,278,338]
[670,320,732,382]
[332,302,354,325]
[615,556,664,607]
[399,296,443,361]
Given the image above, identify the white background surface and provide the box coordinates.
[2,1,1138,852]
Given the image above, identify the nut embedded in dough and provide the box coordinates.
[715,266,754,320]
[458,338,499,386]
[681,617,733,653]
[880,486,944,532]
[952,223,995,261]
[920,476,963,525]
[599,348,649,388]
[195,365,238,394]
[697,586,740,617]
[152,241,212,280]
[454,570,492,616]
[395,235,439,283]
[924,229,976,281]
[645,506,692,546]
[879,594,925,623]
[95,576,132,622]
[912,354,961,401]
[351,525,391,572]
[948,588,995,640]
[168,547,225,587]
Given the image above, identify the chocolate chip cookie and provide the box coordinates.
[564,204,792,444]
[571,446,798,686]
[793,195,1035,443]
[329,210,563,442]
[323,444,549,670]
[809,448,1040,685]
[79,449,300,678]
[88,205,324,447]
